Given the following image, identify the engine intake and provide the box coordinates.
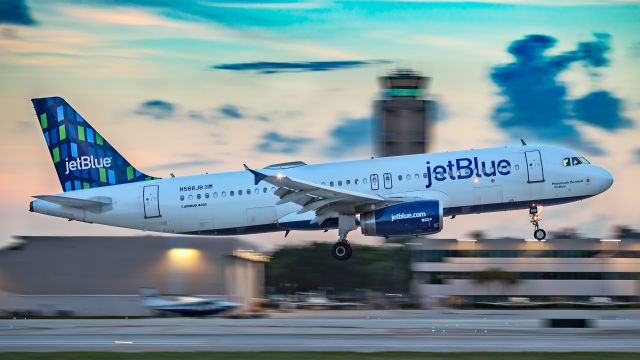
[360,200,443,237]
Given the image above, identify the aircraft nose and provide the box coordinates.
[594,166,613,192]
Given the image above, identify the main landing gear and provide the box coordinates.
[529,205,546,241]
[331,215,357,261]
[331,241,352,261]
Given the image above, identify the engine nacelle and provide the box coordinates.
[360,200,443,237]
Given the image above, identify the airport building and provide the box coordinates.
[410,237,640,308]
[374,69,437,157]
[0,236,268,316]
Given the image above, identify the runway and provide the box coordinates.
[1,309,639,352]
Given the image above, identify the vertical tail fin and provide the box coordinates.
[31,96,158,192]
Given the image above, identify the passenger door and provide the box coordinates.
[143,185,161,218]
[525,150,545,183]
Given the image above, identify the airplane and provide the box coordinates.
[28,97,614,261]
[140,288,241,317]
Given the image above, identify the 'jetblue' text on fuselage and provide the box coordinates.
[425,157,511,188]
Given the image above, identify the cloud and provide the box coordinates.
[324,117,372,157]
[134,100,176,120]
[490,33,632,154]
[219,104,243,119]
[572,91,633,130]
[257,131,312,154]
[211,60,390,74]
[0,0,35,26]
[188,104,270,122]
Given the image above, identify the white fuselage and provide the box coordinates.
[31,145,613,236]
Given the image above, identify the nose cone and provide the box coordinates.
[594,166,614,193]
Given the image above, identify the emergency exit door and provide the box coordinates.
[143,185,161,218]
[525,151,545,183]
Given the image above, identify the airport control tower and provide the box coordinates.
[374,69,436,157]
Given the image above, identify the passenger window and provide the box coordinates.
[213,192,218,198]
[346,179,351,185]
[180,195,184,201]
[238,190,243,196]
[255,188,259,195]
[355,179,359,185]
[338,180,342,186]
[398,175,403,181]
[197,194,201,199]
[572,157,582,166]
[423,173,428,178]
[222,191,226,197]
[271,187,276,192]
[414,174,419,179]
[330,181,334,187]
[263,187,267,193]
[188,194,193,200]
[247,189,251,195]
[515,165,519,171]
[563,158,571,167]
[406,174,411,180]
[230,191,234,196]
[363,178,367,184]
[321,182,326,186]
[205,193,210,199]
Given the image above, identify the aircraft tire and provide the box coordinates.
[534,228,546,241]
[331,242,352,261]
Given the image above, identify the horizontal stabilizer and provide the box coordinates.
[33,195,112,210]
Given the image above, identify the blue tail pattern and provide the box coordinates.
[32,96,157,192]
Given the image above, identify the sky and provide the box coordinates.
[0,0,639,250]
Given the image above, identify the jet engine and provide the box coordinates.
[360,200,443,237]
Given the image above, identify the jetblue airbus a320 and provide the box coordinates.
[29,97,614,260]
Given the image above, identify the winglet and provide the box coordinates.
[520,138,527,146]
[244,164,268,185]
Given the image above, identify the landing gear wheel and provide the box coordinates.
[529,205,546,241]
[331,242,352,261]
[534,229,546,241]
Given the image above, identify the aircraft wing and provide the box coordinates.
[245,166,404,224]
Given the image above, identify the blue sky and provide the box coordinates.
[0,0,639,248]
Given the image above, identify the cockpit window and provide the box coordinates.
[578,156,590,164]
[563,158,571,167]
[572,157,582,166]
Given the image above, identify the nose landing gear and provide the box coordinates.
[530,205,546,241]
